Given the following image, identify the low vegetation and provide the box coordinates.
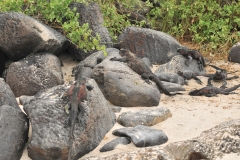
[0,0,240,60]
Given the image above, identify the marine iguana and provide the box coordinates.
[207,64,239,89]
[189,84,240,97]
[177,47,206,71]
[155,72,186,85]
[110,49,178,96]
[63,77,93,160]
[177,70,212,85]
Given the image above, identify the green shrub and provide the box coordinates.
[0,0,106,55]
[1,0,239,58]
[148,0,240,55]
[94,0,150,41]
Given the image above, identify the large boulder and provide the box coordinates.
[117,26,182,64]
[24,79,116,160]
[68,2,113,61]
[91,49,160,107]
[0,78,19,110]
[0,105,29,160]
[117,108,172,127]
[228,42,240,63]
[0,79,28,160]
[113,125,168,147]
[0,50,6,77]
[6,53,64,97]
[0,12,69,61]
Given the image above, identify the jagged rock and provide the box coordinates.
[228,42,240,63]
[155,55,206,74]
[99,137,131,152]
[24,79,116,160]
[164,140,214,160]
[0,12,69,61]
[113,125,168,147]
[72,48,116,80]
[117,108,172,127]
[197,118,240,157]
[6,53,64,97]
[0,79,28,160]
[155,72,186,85]
[91,49,160,107]
[164,118,240,159]
[117,26,182,64]
[82,146,174,160]
[68,2,112,61]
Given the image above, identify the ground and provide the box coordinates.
[20,53,240,160]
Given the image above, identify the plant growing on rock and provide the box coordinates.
[0,0,106,55]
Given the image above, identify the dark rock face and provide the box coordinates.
[99,137,131,152]
[228,42,240,63]
[0,105,29,160]
[68,2,113,61]
[0,12,69,61]
[68,43,88,61]
[6,53,64,97]
[0,78,19,110]
[113,125,168,147]
[91,49,160,107]
[0,79,28,160]
[117,108,172,127]
[0,50,6,77]
[24,79,116,160]
[117,26,182,64]
[155,55,206,74]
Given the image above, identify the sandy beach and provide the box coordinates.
[20,53,240,160]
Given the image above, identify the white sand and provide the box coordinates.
[19,55,240,159]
